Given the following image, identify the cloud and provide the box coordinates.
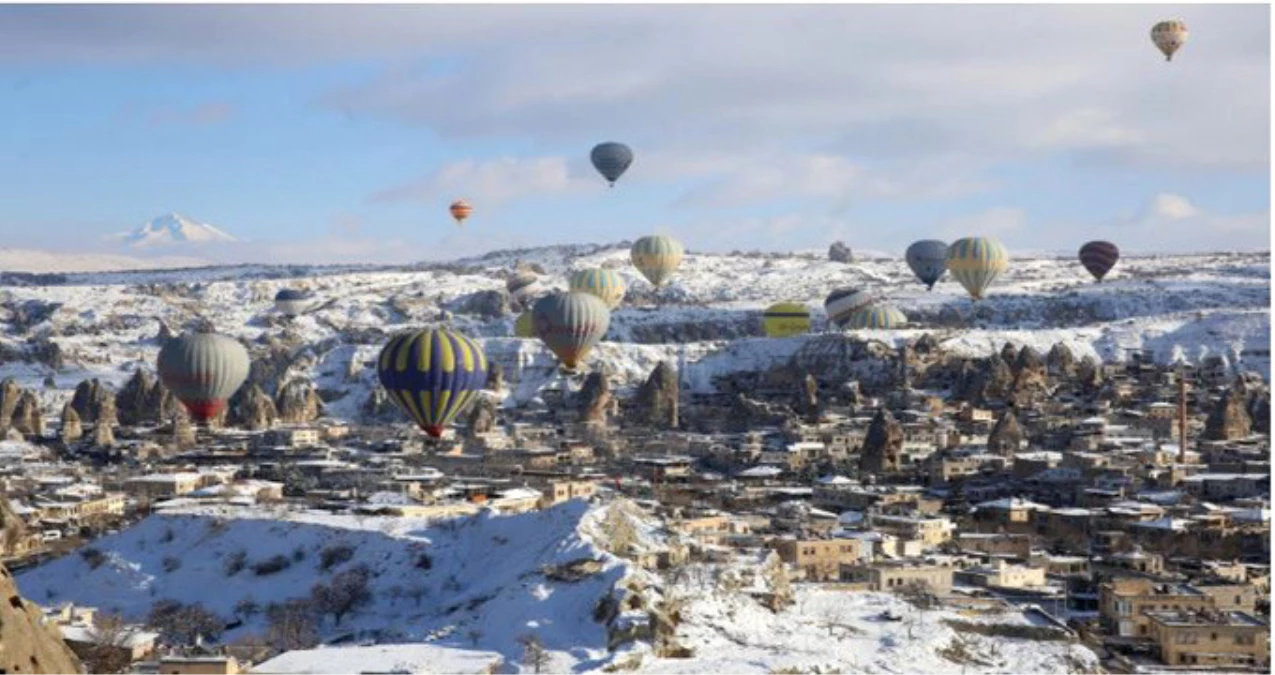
[1146,193,1202,220]
[149,102,234,127]
[368,156,593,207]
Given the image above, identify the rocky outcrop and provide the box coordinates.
[155,319,175,343]
[466,395,497,436]
[728,394,791,432]
[635,362,678,430]
[1204,385,1252,441]
[171,407,196,449]
[27,338,63,371]
[1046,343,1077,377]
[148,382,178,424]
[275,379,322,424]
[860,408,902,474]
[1011,347,1049,406]
[8,298,62,333]
[449,290,509,320]
[230,384,278,431]
[92,418,115,448]
[115,368,157,427]
[0,378,22,433]
[1248,390,1270,435]
[59,404,81,444]
[70,379,116,426]
[10,391,42,437]
[1077,356,1104,393]
[485,363,505,392]
[827,241,853,263]
[1000,342,1019,365]
[0,564,83,674]
[361,388,399,424]
[796,372,820,423]
[579,371,613,424]
[988,409,1023,456]
[956,356,1013,405]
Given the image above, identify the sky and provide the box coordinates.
[0,3,1268,265]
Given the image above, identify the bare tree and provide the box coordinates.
[404,583,429,608]
[759,552,793,611]
[83,613,137,674]
[311,565,373,626]
[519,633,551,674]
[147,600,224,647]
[265,599,319,652]
[467,628,483,647]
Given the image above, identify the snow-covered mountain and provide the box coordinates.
[110,212,238,249]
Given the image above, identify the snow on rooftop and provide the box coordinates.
[251,644,504,674]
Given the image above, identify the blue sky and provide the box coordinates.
[0,4,1268,264]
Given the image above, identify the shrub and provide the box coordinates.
[415,553,433,570]
[80,547,106,570]
[223,550,247,577]
[162,556,181,573]
[319,544,354,572]
[252,555,291,576]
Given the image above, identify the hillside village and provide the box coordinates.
[0,250,1267,674]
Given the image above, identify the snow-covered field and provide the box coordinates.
[0,244,1267,419]
[16,501,1101,674]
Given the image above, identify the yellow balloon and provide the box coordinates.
[762,302,811,338]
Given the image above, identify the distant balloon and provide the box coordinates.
[1079,241,1120,283]
[847,304,908,330]
[274,288,310,317]
[905,240,949,291]
[825,287,881,328]
[156,329,250,423]
[532,292,611,371]
[449,200,473,226]
[1151,20,1188,61]
[946,237,1009,301]
[514,310,536,338]
[762,302,812,338]
[590,142,633,187]
[506,270,540,303]
[376,327,488,438]
[569,268,626,309]
[630,235,685,288]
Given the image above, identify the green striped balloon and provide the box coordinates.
[630,235,684,287]
[946,237,1009,301]
[569,268,626,309]
[847,304,908,329]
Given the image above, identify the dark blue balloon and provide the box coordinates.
[590,142,633,186]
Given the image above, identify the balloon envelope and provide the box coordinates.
[825,287,881,328]
[569,268,626,309]
[905,240,948,290]
[274,288,310,317]
[514,311,536,338]
[532,292,611,370]
[847,304,908,329]
[157,330,251,422]
[763,302,812,338]
[630,235,684,287]
[1079,241,1120,282]
[590,142,633,186]
[376,327,488,438]
[449,200,473,226]
[1151,19,1188,61]
[946,237,1009,301]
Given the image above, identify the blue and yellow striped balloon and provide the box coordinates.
[376,327,488,438]
[946,237,1009,301]
[569,268,626,309]
[846,304,908,329]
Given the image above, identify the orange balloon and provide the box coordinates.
[449,200,473,226]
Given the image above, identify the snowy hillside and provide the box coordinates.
[109,212,238,249]
[0,248,210,274]
[0,244,1267,420]
[15,501,1101,674]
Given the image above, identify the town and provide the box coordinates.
[0,326,1267,673]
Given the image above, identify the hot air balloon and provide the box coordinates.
[905,240,949,291]
[1079,241,1120,283]
[946,237,1009,301]
[825,287,881,329]
[156,329,250,423]
[376,327,488,438]
[590,142,633,187]
[569,268,626,309]
[1151,20,1188,62]
[506,270,540,301]
[274,288,310,317]
[449,200,473,226]
[762,302,812,338]
[847,304,908,329]
[514,311,536,338]
[532,291,611,371]
[630,235,684,288]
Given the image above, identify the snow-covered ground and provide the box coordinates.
[0,245,1267,420]
[16,501,1101,674]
